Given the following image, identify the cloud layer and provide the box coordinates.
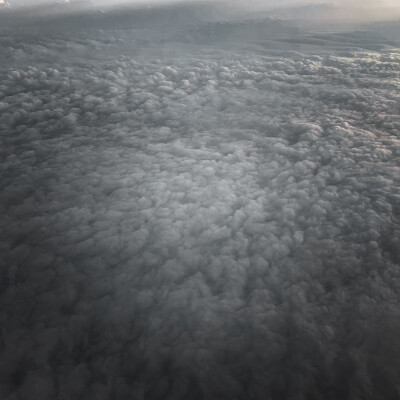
[1,9,400,400]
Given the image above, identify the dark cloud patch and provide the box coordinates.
[1,7,400,400]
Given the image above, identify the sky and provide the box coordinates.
[4,0,400,24]
[4,0,400,8]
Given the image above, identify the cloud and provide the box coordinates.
[1,7,400,400]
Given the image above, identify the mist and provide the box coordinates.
[5,0,400,21]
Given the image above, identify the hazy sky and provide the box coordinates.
[2,0,400,27]
[5,0,400,7]
[2,0,400,16]
[87,0,400,23]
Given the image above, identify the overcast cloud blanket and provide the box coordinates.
[1,9,400,400]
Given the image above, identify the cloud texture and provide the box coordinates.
[1,8,400,400]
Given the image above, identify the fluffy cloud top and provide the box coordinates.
[1,7,400,400]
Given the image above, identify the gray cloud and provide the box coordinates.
[1,6,400,400]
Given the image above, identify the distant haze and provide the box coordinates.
[5,0,400,24]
